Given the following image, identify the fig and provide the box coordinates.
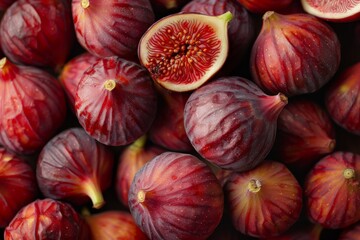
[225,160,303,238]
[184,76,287,172]
[36,127,114,209]
[0,0,16,11]
[116,135,165,207]
[236,0,294,14]
[250,11,341,96]
[75,56,158,146]
[4,198,89,240]
[128,152,224,240]
[0,147,38,228]
[0,0,74,70]
[304,151,360,229]
[181,0,255,75]
[339,221,360,240]
[84,210,148,240]
[72,0,155,60]
[138,11,233,92]
[325,62,360,135]
[0,57,67,154]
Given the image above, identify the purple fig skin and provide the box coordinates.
[75,56,158,146]
[4,198,90,240]
[0,147,38,228]
[0,58,67,155]
[0,0,74,70]
[72,0,155,60]
[36,128,114,209]
[184,76,288,172]
[250,11,341,96]
[128,152,224,240]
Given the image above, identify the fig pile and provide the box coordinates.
[1,0,360,239]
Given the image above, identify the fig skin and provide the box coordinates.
[0,0,74,70]
[0,58,67,155]
[225,160,303,238]
[75,56,158,146]
[4,198,90,240]
[0,147,38,228]
[116,135,165,207]
[339,222,360,240]
[237,0,294,14]
[128,152,224,240]
[0,0,16,11]
[72,0,155,60]
[84,210,148,240]
[184,76,288,172]
[325,62,360,135]
[36,127,114,209]
[304,151,360,229]
[250,11,341,97]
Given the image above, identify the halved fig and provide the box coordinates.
[138,11,233,92]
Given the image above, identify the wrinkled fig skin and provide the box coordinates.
[4,198,89,240]
[0,0,74,70]
[225,161,303,238]
[36,128,114,209]
[250,12,341,97]
[128,152,224,240]
[237,0,293,13]
[181,0,255,74]
[184,76,287,172]
[72,0,155,60]
[85,211,148,240]
[339,222,360,240]
[0,58,67,155]
[75,56,158,146]
[0,148,38,228]
[325,62,360,135]
[304,151,360,229]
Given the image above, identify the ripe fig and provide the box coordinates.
[250,11,341,96]
[4,198,89,240]
[72,0,155,60]
[36,128,114,209]
[128,152,224,240]
[225,160,303,238]
[0,58,67,154]
[85,210,148,240]
[181,0,255,75]
[325,62,360,135]
[339,222,360,240]
[304,151,360,229]
[138,11,233,92]
[116,135,165,207]
[236,0,294,13]
[75,56,158,146]
[184,76,287,172]
[0,0,74,70]
[0,147,38,228]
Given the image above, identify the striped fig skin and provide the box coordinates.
[225,161,303,238]
[128,152,224,240]
[237,0,293,13]
[304,151,360,229]
[72,0,155,59]
[184,76,287,172]
[75,56,157,146]
[250,11,341,96]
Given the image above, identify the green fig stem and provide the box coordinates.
[137,190,146,203]
[0,58,6,69]
[130,135,147,152]
[217,11,233,23]
[248,179,262,193]
[81,0,89,9]
[104,79,116,91]
[263,11,277,21]
[83,180,105,209]
[343,168,355,179]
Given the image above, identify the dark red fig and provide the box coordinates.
[304,151,360,229]
[0,58,67,154]
[4,198,89,240]
[116,135,165,207]
[184,76,287,172]
[237,0,293,13]
[0,0,74,70]
[250,11,341,96]
[0,147,38,228]
[36,128,114,209]
[85,210,148,240]
[128,152,224,240]
[75,56,158,146]
[225,160,303,238]
[138,11,233,92]
[72,0,155,60]
[339,222,360,240]
[325,62,360,135]
[0,0,16,11]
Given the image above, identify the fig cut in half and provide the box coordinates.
[138,11,233,92]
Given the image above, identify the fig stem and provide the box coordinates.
[0,58,6,69]
[104,79,116,91]
[217,11,233,23]
[343,168,355,179]
[130,135,147,151]
[263,11,276,21]
[83,180,105,209]
[248,179,262,193]
[81,0,89,9]
[138,190,146,203]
